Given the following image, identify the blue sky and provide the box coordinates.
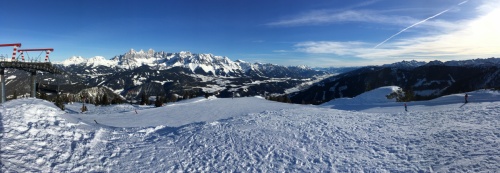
[1,0,499,67]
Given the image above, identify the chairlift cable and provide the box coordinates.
[25,51,31,62]
[37,51,43,62]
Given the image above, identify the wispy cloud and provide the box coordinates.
[252,40,265,43]
[346,0,380,9]
[295,41,369,55]
[266,10,411,27]
[273,50,288,53]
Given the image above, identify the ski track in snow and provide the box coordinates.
[1,91,500,172]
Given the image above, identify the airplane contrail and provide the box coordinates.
[458,0,469,5]
[374,0,469,48]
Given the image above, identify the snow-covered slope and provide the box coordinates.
[1,91,499,172]
[64,96,302,127]
[322,86,500,113]
[322,86,402,106]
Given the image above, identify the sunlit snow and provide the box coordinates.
[1,87,499,172]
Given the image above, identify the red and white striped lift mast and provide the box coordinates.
[0,43,21,103]
[0,43,22,61]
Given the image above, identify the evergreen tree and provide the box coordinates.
[54,95,65,110]
[64,94,71,103]
[284,95,291,103]
[162,94,169,103]
[183,91,190,100]
[101,93,110,105]
[12,90,18,100]
[169,93,178,103]
[38,92,48,100]
[402,88,415,102]
[277,95,285,102]
[365,82,372,92]
[94,96,100,106]
[392,88,415,102]
[111,97,123,104]
[154,95,163,107]
[140,92,149,105]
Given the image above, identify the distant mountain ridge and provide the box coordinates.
[58,49,321,77]
[381,57,500,69]
[382,60,427,69]
[292,57,500,104]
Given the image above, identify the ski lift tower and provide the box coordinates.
[17,48,55,98]
[0,43,21,103]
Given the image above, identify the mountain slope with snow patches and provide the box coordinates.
[1,89,499,172]
[47,49,328,103]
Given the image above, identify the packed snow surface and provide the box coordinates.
[1,88,499,172]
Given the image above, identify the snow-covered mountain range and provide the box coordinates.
[58,49,318,77]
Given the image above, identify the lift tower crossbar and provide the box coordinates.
[18,48,54,62]
[0,43,21,61]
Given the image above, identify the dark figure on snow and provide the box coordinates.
[404,103,408,112]
[465,94,469,103]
